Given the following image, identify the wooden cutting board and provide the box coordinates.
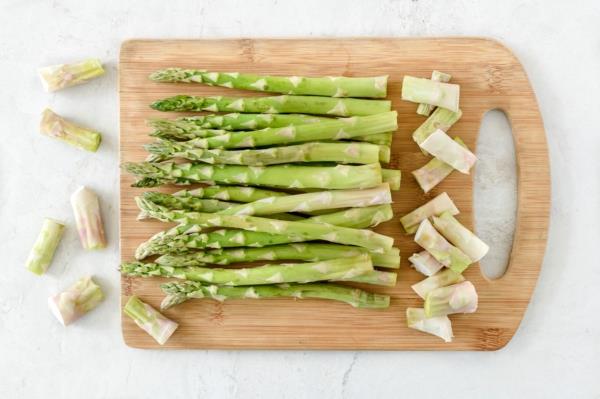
[119,38,549,350]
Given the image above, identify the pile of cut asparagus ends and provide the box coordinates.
[121,69,403,345]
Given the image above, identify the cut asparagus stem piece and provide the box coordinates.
[38,58,104,92]
[215,184,391,216]
[353,132,393,146]
[123,296,178,345]
[160,281,390,310]
[336,270,397,286]
[150,113,330,132]
[406,307,453,342]
[402,76,460,112]
[378,145,391,163]
[135,205,394,260]
[136,198,394,252]
[432,212,489,262]
[381,169,401,190]
[155,243,400,269]
[25,218,65,275]
[150,68,388,98]
[145,141,383,165]
[175,186,287,203]
[40,108,102,152]
[420,130,477,174]
[122,254,373,285]
[411,268,466,299]
[70,186,106,250]
[416,71,452,116]
[408,251,444,276]
[412,107,462,147]
[48,276,104,326]
[151,95,392,116]
[125,162,383,190]
[400,192,459,234]
[412,137,466,193]
[415,219,472,274]
[424,281,478,317]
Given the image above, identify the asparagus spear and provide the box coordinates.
[343,270,397,286]
[135,205,394,259]
[40,108,102,152]
[160,281,390,310]
[354,132,393,146]
[408,251,444,276]
[125,162,383,190]
[151,95,391,116]
[123,296,178,345]
[150,69,388,98]
[155,243,400,269]
[411,268,465,299]
[122,254,373,285]
[416,71,452,116]
[25,218,65,275]
[400,192,459,234]
[420,130,477,174]
[412,137,467,193]
[38,58,104,92]
[424,281,478,317]
[48,276,104,326]
[136,198,394,252]
[151,127,232,140]
[381,169,401,190]
[432,212,489,262]
[145,141,385,165]
[70,186,107,250]
[140,191,234,213]
[412,107,462,147]
[174,186,286,202]
[415,219,472,274]
[402,76,460,112]
[406,307,453,342]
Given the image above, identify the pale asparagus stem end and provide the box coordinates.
[406,307,453,342]
[48,276,104,326]
[40,108,102,152]
[38,58,104,92]
[70,186,107,250]
[424,281,478,317]
[123,296,178,345]
[25,218,65,275]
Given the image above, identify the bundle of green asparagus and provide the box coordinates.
[121,69,402,327]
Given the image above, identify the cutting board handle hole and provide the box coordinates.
[474,109,517,280]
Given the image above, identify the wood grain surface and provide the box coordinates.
[119,38,550,350]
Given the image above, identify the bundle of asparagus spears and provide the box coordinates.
[121,69,403,344]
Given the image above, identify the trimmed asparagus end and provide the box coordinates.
[406,307,453,342]
[70,186,106,250]
[420,130,477,174]
[416,70,452,116]
[48,276,104,326]
[432,212,489,262]
[415,219,473,273]
[412,137,467,193]
[411,268,465,299]
[412,107,462,148]
[150,67,203,83]
[25,218,65,275]
[400,192,459,234]
[408,251,444,277]
[402,76,460,112]
[370,247,401,269]
[424,281,478,317]
[381,169,401,190]
[123,296,179,345]
[40,108,101,152]
[378,146,391,163]
[38,58,104,92]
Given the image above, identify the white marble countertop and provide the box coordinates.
[1,1,598,397]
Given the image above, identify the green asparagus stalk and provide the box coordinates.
[354,132,393,146]
[140,191,234,213]
[48,276,104,326]
[25,218,65,275]
[155,243,400,269]
[122,254,373,285]
[151,127,232,140]
[145,141,385,165]
[400,192,459,234]
[135,205,394,259]
[123,296,178,345]
[432,212,489,262]
[402,76,460,112]
[175,186,286,202]
[411,268,465,300]
[150,68,388,98]
[124,162,383,190]
[406,307,453,342]
[151,95,391,116]
[136,198,394,252]
[70,186,107,250]
[160,281,390,310]
[424,281,478,317]
[40,108,102,152]
[420,130,477,174]
[408,251,444,276]
[341,270,397,286]
[412,137,466,193]
[381,169,401,190]
[416,71,452,116]
[414,219,472,274]
[38,58,104,92]
[412,107,462,147]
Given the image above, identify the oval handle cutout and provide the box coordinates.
[474,109,517,280]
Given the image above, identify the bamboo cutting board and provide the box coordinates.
[119,38,550,350]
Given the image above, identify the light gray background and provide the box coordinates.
[1,1,598,398]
